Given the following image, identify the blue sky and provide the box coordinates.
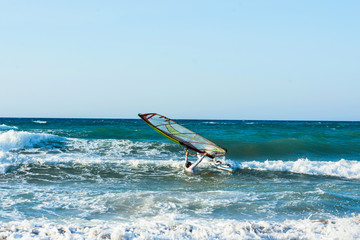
[1,1,359,120]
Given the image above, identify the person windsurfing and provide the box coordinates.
[138,113,230,171]
[184,150,207,173]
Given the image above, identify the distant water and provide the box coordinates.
[0,118,360,239]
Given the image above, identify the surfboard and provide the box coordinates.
[212,161,235,172]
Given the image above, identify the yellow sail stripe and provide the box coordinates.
[146,122,181,145]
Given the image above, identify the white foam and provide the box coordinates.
[0,150,185,175]
[0,215,359,240]
[0,130,66,151]
[124,158,184,169]
[0,150,37,174]
[32,120,47,124]
[203,121,235,125]
[67,138,180,159]
[0,124,18,130]
[0,150,35,174]
[0,135,185,174]
[0,151,11,173]
[241,158,360,179]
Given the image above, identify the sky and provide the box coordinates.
[0,0,359,120]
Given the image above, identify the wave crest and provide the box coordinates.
[32,120,47,124]
[240,158,360,179]
[0,124,18,130]
[0,130,66,151]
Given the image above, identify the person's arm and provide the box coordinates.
[190,153,207,170]
[184,150,189,166]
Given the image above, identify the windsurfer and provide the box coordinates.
[184,150,207,173]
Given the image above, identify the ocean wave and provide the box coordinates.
[32,120,47,124]
[0,134,186,174]
[203,121,217,124]
[0,124,18,130]
[65,138,181,159]
[0,128,181,158]
[218,135,360,161]
[0,130,66,151]
[240,158,360,179]
[0,150,186,175]
[202,121,235,125]
[0,215,359,240]
[3,146,360,180]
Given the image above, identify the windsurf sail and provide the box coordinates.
[138,113,227,158]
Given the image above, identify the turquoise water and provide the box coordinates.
[0,118,360,239]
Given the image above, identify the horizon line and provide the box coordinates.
[0,116,359,123]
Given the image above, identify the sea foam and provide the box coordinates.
[0,151,11,173]
[66,138,180,159]
[241,158,360,179]
[0,215,359,240]
[32,120,47,124]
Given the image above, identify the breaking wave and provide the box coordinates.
[240,158,360,179]
[0,124,18,130]
[1,130,360,180]
[0,129,179,157]
[0,130,66,151]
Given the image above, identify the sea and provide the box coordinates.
[0,118,359,239]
